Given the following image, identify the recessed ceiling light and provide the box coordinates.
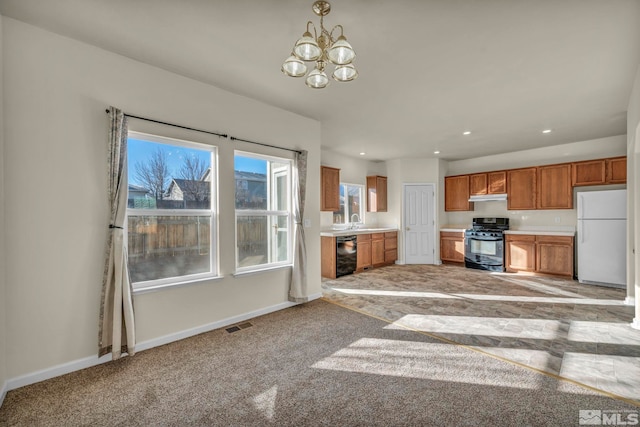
[359,152,366,156]
[463,131,471,135]
[542,129,552,134]
[434,150,440,154]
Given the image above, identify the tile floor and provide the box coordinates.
[321,264,640,404]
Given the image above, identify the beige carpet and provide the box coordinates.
[0,298,638,426]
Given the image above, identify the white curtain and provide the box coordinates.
[99,107,136,360]
[289,150,309,302]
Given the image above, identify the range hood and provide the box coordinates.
[469,194,508,202]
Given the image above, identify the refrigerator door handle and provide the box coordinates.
[580,221,584,244]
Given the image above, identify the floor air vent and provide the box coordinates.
[225,322,254,333]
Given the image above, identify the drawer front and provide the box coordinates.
[385,231,397,238]
[535,235,574,245]
[372,233,385,241]
[505,234,536,243]
[440,231,464,239]
[385,237,398,250]
[357,233,372,243]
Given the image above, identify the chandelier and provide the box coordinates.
[281,1,358,89]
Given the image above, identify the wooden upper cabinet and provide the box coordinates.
[445,175,472,211]
[469,174,488,196]
[487,171,507,194]
[367,175,388,212]
[538,163,572,209]
[469,171,506,195]
[572,156,626,186]
[507,167,537,210]
[321,166,340,211]
[607,156,626,184]
[572,159,605,186]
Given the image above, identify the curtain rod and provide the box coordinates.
[229,136,302,154]
[105,109,302,154]
[106,109,227,138]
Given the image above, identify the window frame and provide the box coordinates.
[334,182,365,225]
[234,150,293,274]
[126,131,219,292]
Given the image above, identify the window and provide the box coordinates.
[333,183,365,225]
[235,151,292,272]
[127,131,217,290]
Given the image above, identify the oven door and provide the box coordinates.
[464,233,504,271]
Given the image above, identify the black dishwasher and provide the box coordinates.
[336,235,357,277]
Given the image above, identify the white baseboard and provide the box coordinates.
[0,380,7,408]
[632,318,640,330]
[3,294,322,396]
[136,293,321,352]
[624,296,635,306]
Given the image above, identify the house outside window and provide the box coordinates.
[127,131,217,290]
[333,183,365,225]
[235,151,292,272]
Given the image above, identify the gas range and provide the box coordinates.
[464,218,509,272]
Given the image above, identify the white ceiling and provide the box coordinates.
[1,0,639,161]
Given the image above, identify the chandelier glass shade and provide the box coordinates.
[281,1,358,89]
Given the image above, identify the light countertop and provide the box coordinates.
[439,225,576,237]
[504,230,575,236]
[321,227,398,237]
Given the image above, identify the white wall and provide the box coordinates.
[444,136,627,229]
[380,157,444,263]
[0,12,8,404]
[628,64,640,326]
[446,135,627,176]
[2,17,321,380]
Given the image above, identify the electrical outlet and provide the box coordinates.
[304,218,311,228]
[554,216,561,224]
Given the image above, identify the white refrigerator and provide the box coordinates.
[577,189,627,288]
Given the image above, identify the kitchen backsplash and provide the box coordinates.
[446,200,578,229]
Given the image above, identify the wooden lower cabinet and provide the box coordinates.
[505,235,536,273]
[384,232,398,264]
[440,231,465,263]
[360,232,397,269]
[323,231,398,278]
[356,234,372,271]
[536,235,574,276]
[321,236,337,279]
[505,234,574,277]
[371,233,385,266]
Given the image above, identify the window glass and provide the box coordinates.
[235,152,292,271]
[127,132,217,289]
[333,183,364,224]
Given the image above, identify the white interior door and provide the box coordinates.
[404,184,435,264]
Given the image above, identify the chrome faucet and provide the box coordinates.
[350,214,360,229]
